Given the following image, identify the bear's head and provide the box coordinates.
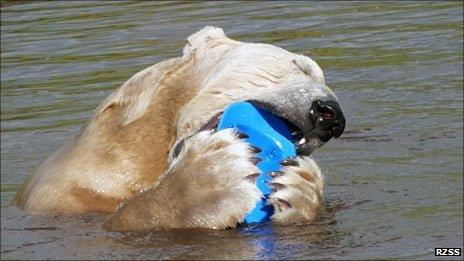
[173,26,346,156]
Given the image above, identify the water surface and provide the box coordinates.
[1,1,463,259]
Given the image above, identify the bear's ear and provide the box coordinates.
[183,26,229,55]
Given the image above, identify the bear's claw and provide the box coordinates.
[280,156,300,167]
[105,128,263,231]
[268,156,324,223]
[244,173,261,183]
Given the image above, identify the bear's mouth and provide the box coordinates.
[199,110,313,156]
[281,118,306,147]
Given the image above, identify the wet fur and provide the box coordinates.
[14,26,331,230]
[269,157,324,223]
[105,129,325,231]
[105,129,262,231]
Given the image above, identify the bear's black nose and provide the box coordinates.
[310,100,346,142]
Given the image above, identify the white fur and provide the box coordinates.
[183,26,228,55]
[269,156,324,222]
[96,58,181,126]
[16,26,330,218]
[293,54,325,85]
[175,27,332,141]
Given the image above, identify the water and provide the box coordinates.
[1,1,463,259]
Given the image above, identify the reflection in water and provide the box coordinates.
[1,0,463,259]
[109,218,345,259]
[238,223,277,258]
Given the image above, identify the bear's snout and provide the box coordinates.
[310,100,346,142]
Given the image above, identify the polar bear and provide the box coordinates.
[13,26,345,231]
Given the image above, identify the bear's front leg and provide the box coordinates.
[105,129,262,231]
[268,156,325,223]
